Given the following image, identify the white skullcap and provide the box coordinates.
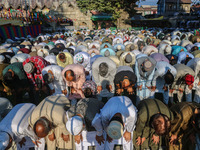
[144,60,152,72]
[17,51,23,54]
[117,45,122,50]
[16,46,20,49]
[37,51,44,57]
[107,120,123,139]
[75,53,84,64]
[63,49,69,53]
[66,116,83,135]
[27,35,32,38]
[0,132,10,150]
[0,55,5,64]
[7,49,12,53]
[23,62,34,73]
[116,39,121,44]
[25,46,30,49]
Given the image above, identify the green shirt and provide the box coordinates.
[3,62,28,88]
[135,99,174,138]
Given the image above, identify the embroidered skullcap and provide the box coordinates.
[125,54,132,63]
[143,60,152,72]
[75,53,84,64]
[23,62,35,73]
[82,81,97,95]
[104,50,110,57]
[107,121,123,139]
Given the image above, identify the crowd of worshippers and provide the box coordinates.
[1,29,200,150]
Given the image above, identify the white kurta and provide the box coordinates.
[151,61,177,104]
[42,65,67,96]
[10,53,31,64]
[187,58,200,79]
[0,103,44,150]
[172,64,195,102]
[177,51,194,64]
[92,96,137,150]
[75,130,104,150]
[44,55,57,65]
[135,55,156,104]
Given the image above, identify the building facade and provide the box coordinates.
[52,0,93,30]
[157,0,192,16]
[135,5,158,16]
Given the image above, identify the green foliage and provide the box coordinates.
[77,0,138,20]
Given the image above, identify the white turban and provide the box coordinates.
[117,45,122,50]
[37,51,44,57]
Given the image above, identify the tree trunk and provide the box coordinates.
[117,18,120,29]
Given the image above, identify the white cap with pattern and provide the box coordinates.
[23,62,35,73]
[107,121,123,139]
[66,115,83,135]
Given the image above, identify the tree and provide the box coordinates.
[77,0,138,20]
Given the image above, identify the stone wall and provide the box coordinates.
[52,0,93,29]
[49,0,131,30]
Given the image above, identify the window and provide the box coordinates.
[185,6,188,11]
